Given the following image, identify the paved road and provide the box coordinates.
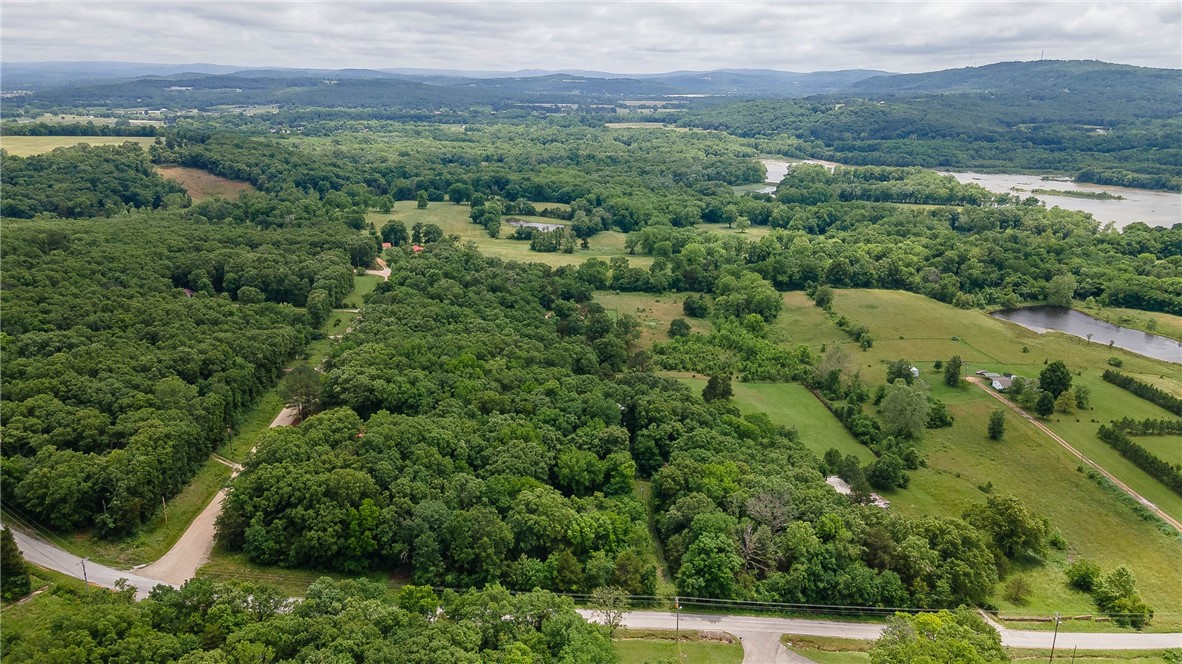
[365,257,391,281]
[582,609,1182,658]
[968,376,1182,532]
[6,527,171,599]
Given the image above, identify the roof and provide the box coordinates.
[381,242,392,249]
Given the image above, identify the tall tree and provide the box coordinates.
[279,364,323,420]
[943,355,964,387]
[1039,361,1072,398]
[987,410,1006,440]
[1,528,32,602]
[880,379,930,439]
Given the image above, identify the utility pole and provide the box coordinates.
[162,495,168,524]
[1049,612,1061,661]
[79,557,90,589]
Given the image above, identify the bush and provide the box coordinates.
[1004,575,1032,604]
[1066,559,1100,591]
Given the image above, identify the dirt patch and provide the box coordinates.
[156,166,255,202]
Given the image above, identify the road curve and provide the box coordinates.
[6,527,171,599]
[968,376,1182,532]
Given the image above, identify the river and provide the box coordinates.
[938,171,1180,230]
[757,158,1180,229]
[991,306,1181,364]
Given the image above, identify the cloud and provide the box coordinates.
[2,1,1178,73]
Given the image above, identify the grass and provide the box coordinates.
[672,377,874,464]
[196,548,400,598]
[596,291,712,347]
[1080,305,1182,343]
[155,165,255,201]
[2,459,232,569]
[614,629,743,664]
[762,289,1182,627]
[780,634,1177,663]
[343,275,381,308]
[220,391,286,462]
[368,201,653,268]
[0,135,157,156]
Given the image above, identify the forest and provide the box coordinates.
[1,61,1179,659]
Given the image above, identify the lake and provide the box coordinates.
[755,158,1180,229]
[991,306,1182,364]
[938,171,1180,230]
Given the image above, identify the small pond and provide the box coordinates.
[505,219,565,232]
[991,306,1181,364]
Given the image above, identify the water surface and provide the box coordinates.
[991,306,1181,364]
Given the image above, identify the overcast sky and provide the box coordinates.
[3,1,1179,74]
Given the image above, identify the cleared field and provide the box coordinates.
[768,289,1182,626]
[614,630,742,664]
[343,275,382,308]
[596,291,712,347]
[156,165,255,201]
[674,377,874,464]
[0,135,157,156]
[370,202,653,269]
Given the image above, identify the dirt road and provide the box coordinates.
[365,257,390,281]
[968,377,1182,532]
[134,405,298,584]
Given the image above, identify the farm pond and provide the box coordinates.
[991,306,1182,364]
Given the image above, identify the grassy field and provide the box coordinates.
[368,202,653,268]
[788,290,1182,627]
[672,377,874,464]
[596,291,712,347]
[196,548,400,598]
[0,135,157,156]
[614,629,742,664]
[343,275,382,308]
[1081,305,1182,342]
[156,165,255,201]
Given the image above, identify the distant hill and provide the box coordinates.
[0,61,251,88]
[651,69,889,95]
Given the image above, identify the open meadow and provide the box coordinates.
[155,165,255,201]
[0,135,157,156]
[369,201,654,268]
[596,291,713,347]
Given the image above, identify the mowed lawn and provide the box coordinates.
[596,291,712,348]
[0,135,157,156]
[343,274,382,308]
[614,631,742,664]
[369,202,653,269]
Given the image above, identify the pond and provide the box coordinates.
[505,219,565,232]
[991,306,1181,364]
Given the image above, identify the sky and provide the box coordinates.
[2,1,1180,74]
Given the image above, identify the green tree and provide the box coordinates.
[416,190,429,209]
[880,379,930,439]
[813,285,834,309]
[447,182,473,204]
[865,453,908,490]
[589,586,631,637]
[676,532,742,599]
[279,364,323,420]
[869,609,1008,664]
[733,216,751,233]
[943,355,963,387]
[1035,390,1056,418]
[381,219,409,246]
[987,410,1006,440]
[1038,360,1072,398]
[1047,274,1076,308]
[668,318,691,338]
[702,375,733,402]
[1,527,32,602]
[963,494,1047,560]
[237,286,265,304]
[1066,558,1100,591]
[886,359,915,385]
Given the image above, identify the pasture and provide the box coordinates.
[596,291,712,347]
[369,201,653,268]
[0,135,157,156]
[156,165,255,201]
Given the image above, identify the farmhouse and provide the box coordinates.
[976,370,1016,390]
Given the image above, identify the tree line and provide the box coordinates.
[1102,370,1182,416]
[1096,425,1182,497]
